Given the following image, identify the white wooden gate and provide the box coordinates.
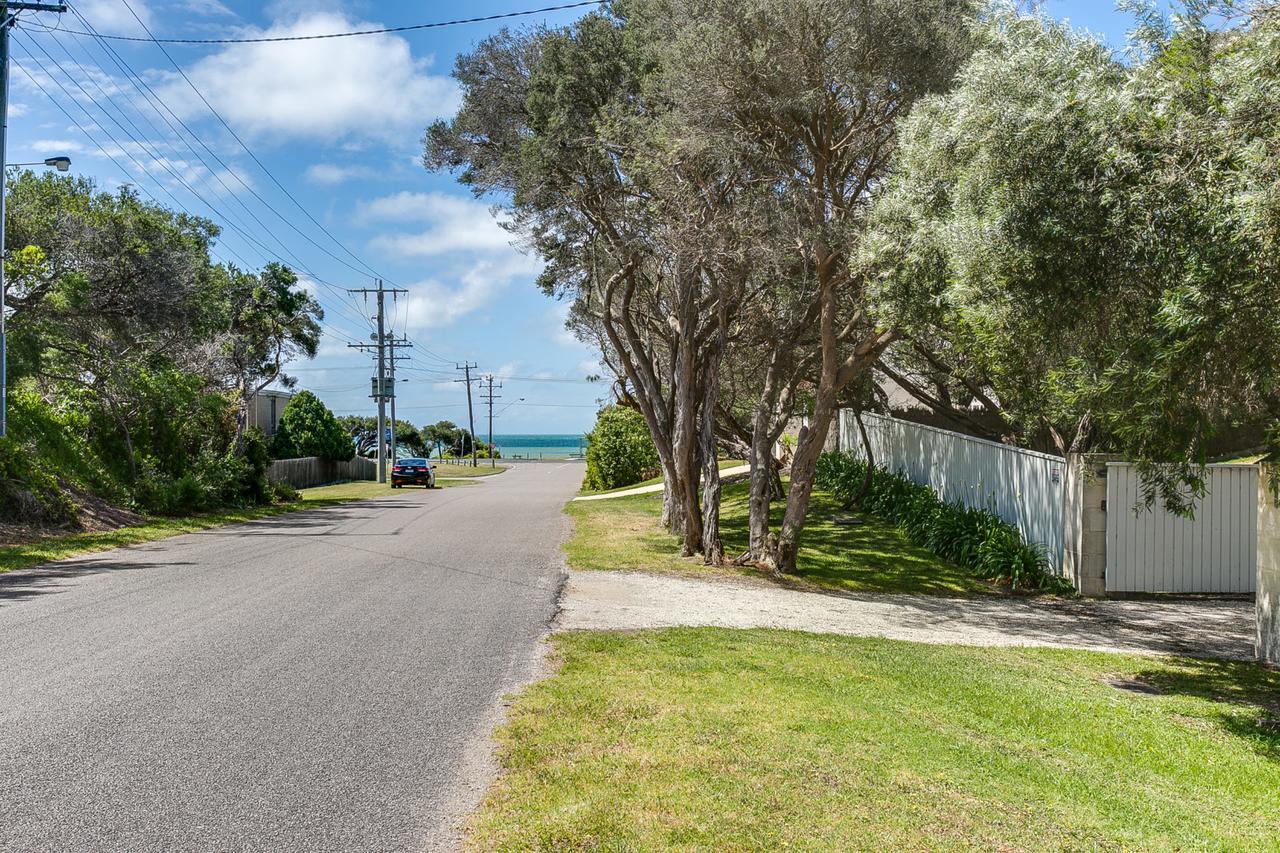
[1105,463,1258,594]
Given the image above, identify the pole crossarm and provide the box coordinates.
[5,3,69,13]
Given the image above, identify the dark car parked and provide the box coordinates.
[391,458,436,489]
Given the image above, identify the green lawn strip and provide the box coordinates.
[0,478,471,572]
[426,463,509,478]
[566,479,988,596]
[470,628,1280,851]
[577,459,747,497]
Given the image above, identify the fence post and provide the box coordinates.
[1061,453,1116,597]
[1258,464,1280,664]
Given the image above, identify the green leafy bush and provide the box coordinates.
[134,430,278,516]
[0,436,77,525]
[584,406,659,491]
[270,391,354,461]
[815,451,1068,591]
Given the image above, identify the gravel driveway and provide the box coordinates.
[558,570,1256,660]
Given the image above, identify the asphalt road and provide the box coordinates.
[0,461,583,852]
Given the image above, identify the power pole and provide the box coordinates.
[480,375,501,468]
[347,280,406,483]
[455,363,478,467]
[386,336,412,462]
[0,1,68,438]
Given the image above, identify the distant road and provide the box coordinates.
[0,462,583,852]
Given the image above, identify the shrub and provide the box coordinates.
[584,406,659,491]
[134,430,278,515]
[815,451,1068,592]
[0,435,77,525]
[271,391,354,461]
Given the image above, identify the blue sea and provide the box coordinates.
[491,434,587,460]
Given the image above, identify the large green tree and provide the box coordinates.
[863,3,1280,510]
[271,391,353,461]
[2,172,327,517]
[427,0,976,573]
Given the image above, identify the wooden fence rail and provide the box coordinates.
[266,456,376,490]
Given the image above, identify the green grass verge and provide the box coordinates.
[427,462,509,478]
[577,459,747,497]
[0,478,472,572]
[565,480,989,596]
[470,628,1280,851]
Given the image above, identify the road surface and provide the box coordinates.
[0,462,583,852]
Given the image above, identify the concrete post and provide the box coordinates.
[1061,454,1122,597]
[1257,464,1280,665]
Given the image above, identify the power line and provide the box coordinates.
[10,51,370,366]
[99,0,456,370]
[14,28,377,340]
[25,1,606,45]
[109,0,391,284]
[52,5,389,293]
[46,11,373,327]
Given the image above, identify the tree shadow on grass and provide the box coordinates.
[1134,657,1280,760]
[717,488,990,597]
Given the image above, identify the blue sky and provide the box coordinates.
[4,0,1165,434]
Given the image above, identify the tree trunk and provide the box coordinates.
[853,408,875,505]
[768,272,896,574]
[699,321,726,565]
[747,409,777,561]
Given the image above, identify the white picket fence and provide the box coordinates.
[838,412,1067,571]
[1105,463,1258,594]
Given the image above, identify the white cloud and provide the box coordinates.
[162,12,458,143]
[30,139,86,155]
[75,0,155,37]
[304,162,375,185]
[9,103,28,119]
[363,191,519,257]
[398,252,539,331]
[354,190,542,331]
[181,0,235,15]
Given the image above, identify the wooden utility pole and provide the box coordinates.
[479,375,501,468]
[455,363,479,467]
[347,280,406,483]
[385,336,412,462]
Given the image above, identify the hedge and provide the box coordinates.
[814,451,1070,592]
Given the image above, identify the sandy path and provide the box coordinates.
[558,569,1255,660]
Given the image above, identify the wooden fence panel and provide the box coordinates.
[266,456,376,489]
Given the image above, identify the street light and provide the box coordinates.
[6,156,71,171]
[1,154,70,437]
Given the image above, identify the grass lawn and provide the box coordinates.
[470,628,1280,851]
[0,478,473,573]
[428,462,509,478]
[565,479,989,596]
[578,459,748,497]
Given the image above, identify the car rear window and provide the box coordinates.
[401,459,428,466]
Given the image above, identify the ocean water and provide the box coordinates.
[491,433,587,459]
